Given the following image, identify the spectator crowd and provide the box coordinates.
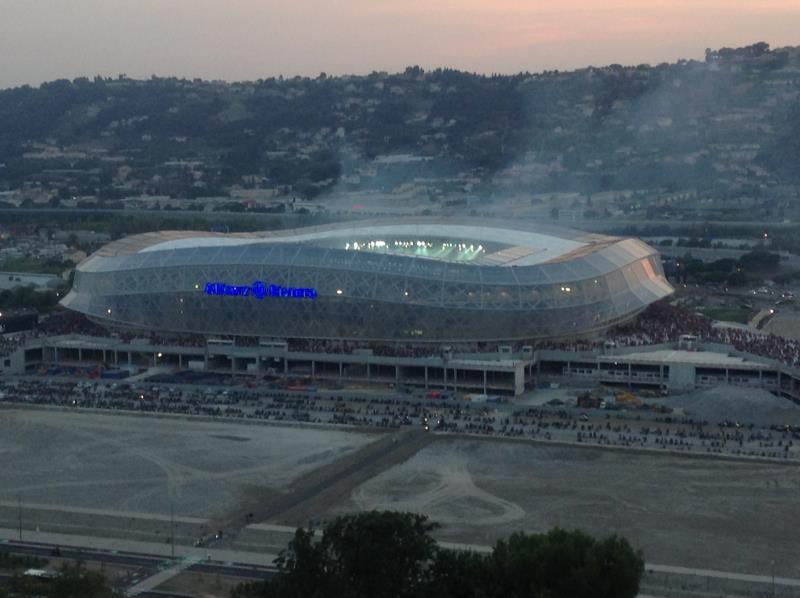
[5,302,800,372]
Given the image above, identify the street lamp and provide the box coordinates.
[771,559,775,597]
[17,493,22,541]
[170,500,176,560]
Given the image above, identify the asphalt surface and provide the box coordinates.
[0,538,275,590]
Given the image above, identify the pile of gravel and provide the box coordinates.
[654,385,800,426]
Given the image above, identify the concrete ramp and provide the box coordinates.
[125,555,202,597]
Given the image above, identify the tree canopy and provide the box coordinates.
[232,511,644,598]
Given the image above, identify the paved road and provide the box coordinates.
[5,531,800,597]
[0,528,278,569]
[0,534,275,596]
[645,562,800,588]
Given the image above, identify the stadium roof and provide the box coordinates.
[600,350,771,370]
[99,218,619,267]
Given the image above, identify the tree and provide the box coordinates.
[47,565,122,598]
[738,251,780,273]
[233,513,645,598]
[235,511,438,598]
[424,548,493,598]
[491,528,643,598]
[727,270,750,286]
[317,512,437,598]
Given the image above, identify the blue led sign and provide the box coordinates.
[204,281,317,300]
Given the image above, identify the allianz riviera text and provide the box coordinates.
[204,281,317,300]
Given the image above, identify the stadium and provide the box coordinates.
[61,218,673,344]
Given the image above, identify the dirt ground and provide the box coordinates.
[0,408,377,519]
[5,406,800,583]
[328,437,800,578]
[762,308,800,340]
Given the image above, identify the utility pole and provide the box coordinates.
[17,493,22,542]
[771,559,776,598]
[170,500,175,560]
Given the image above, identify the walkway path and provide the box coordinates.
[125,556,202,597]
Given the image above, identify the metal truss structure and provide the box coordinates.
[61,218,674,343]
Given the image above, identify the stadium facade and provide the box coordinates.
[61,218,673,343]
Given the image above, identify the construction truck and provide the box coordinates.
[614,391,642,408]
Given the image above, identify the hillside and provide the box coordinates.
[0,42,798,221]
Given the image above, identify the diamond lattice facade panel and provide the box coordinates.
[61,218,674,343]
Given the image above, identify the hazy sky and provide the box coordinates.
[1,0,799,88]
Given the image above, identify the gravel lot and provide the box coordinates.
[330,438,800,577]
[0,408,377,518]
[4,406,800,579]
[651,384,800,426]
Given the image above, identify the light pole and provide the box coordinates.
[170,499,176,560]
[771,559,775,598]
[17,493,22,541]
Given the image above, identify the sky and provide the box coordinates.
[1,0,799,88]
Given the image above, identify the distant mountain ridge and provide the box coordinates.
[0,42,798,209]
